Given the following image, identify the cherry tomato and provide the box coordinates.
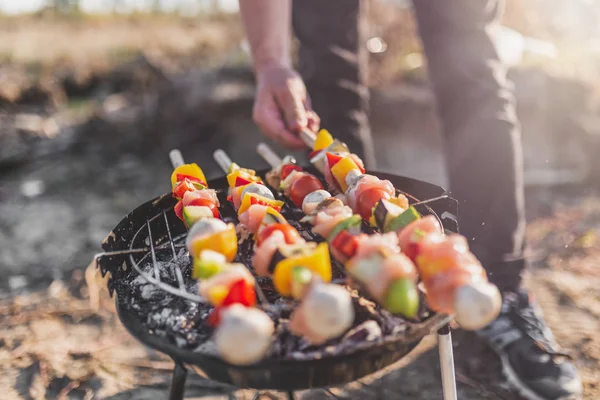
[289,175,324,207]
[356,188,390,221]
[187,198,219,218]
[256,223,300,247]
[280,164,303,180]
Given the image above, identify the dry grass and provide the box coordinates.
[0,13,247,72]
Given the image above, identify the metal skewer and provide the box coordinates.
[438,325,458,400]
[212,148,270,306]
[170,149,185,169]
[213,149,233,174]
[257,143,283,168]
[299,129,316,149]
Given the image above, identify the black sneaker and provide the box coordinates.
[476,289,582,400]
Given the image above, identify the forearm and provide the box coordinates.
[239,0,292,74]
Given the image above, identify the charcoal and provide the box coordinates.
[343,321,383,343]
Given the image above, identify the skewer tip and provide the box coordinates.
[169,149,185,169]
[299,129,316,148]
[256,142,283,168]
[213,149,233,173]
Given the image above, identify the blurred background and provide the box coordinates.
[1,1,599,399]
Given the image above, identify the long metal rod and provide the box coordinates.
[257,142,282,167]
[299,129,316,148]
[213,149,233,173]
[212,148,271,306]
[168,361,188,400]
[170,149,185,169]
[94,242,186,260]
[438,324,458,400]
[147,220,160,281]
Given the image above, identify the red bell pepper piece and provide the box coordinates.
[326,152,344,169]
[172,179,197,199]
[280,164,303,181]
[235,176,253,187]
[308,150,321,160]
[207,307,221,327]
[176,174,207,188]
[250,196,282,212]
[330,230,358,261]
[222,278,256,308]
[174,200,184,221]
[206,279,256,327]
[358,161,366,174]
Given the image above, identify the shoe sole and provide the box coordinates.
[484,341,581,400]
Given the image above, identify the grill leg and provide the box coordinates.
[168,361,188,400]
[438,324,458,400]
[287,391,295,400]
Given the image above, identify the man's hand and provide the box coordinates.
[253,65,320,149]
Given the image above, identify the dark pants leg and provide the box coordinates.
[412,0,526,291]
[291,0,376,169]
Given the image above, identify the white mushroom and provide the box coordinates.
[241,182,274,201]
[453,281,502,330]
[214,304,274,365]
[301,190,331,215]
[290,283,354,344]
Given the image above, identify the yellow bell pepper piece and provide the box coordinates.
[369,213,377,228]
[314,129,334,151]
[171,163,207,188]
[237,193,284,215]
[208,285,229,306]
[262,207,287,224]
[330,155,362,192]
[189,223,238,261]
[227,162,240,174]
[389,195,409,210]
[272,243,332,296]
[226,169,261,188]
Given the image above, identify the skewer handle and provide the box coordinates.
[169,149,185,169]
[213,149,233,173]
[299,129,316,148]
[256,143,283,168]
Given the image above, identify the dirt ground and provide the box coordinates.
[1,12,600,400]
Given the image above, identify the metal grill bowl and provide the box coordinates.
[96,169,459,397]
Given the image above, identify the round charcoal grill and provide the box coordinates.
[96,162,461,400]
